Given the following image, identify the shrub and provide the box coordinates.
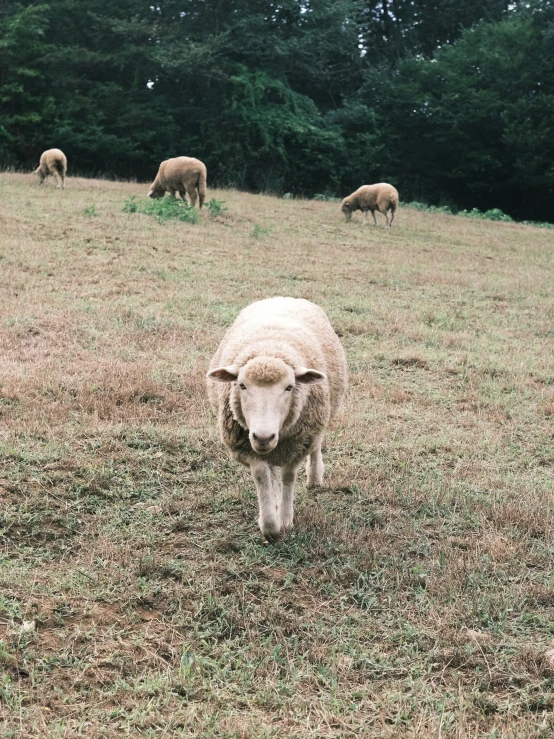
[404,201,454,215]
[459,207,513,222]
[314,193,340,202]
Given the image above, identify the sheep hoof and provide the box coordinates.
[260,519,282,544]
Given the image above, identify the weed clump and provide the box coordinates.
[206,198,228,217]
[123,196,200,224]
[250,222,272,239]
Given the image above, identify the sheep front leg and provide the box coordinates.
[250,460,282,543]
[306,437,324,487]
[281,463,300,534]
[371,210,378,227]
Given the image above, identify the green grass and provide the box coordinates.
[123,194,200,223]
[0,172,554,737]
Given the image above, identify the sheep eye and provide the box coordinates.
[239,383,246,390]
[285,385,293,392]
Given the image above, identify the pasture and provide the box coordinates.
[1,172,554,737]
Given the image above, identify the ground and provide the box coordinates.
[1,172,554,738]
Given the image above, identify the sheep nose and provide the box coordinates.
[252,433,276,446]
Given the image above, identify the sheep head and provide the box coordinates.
[208,357,326,455]
[341,199,353,220]
[148,184,165,199]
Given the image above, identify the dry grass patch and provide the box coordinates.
[0,172,554,737]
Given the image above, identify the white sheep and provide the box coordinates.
[34,149,67,189]
[341,183,399,227]
[148,156,207,208]
[207,297,347,542]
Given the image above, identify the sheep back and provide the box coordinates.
[37,148,67,177]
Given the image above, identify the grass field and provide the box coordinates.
[1,171,554,738]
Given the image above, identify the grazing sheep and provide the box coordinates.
[341,183,399,227]
[207,297,347,543]
[34,149,67,189]
[148,156,207,208]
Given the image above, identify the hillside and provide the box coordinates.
[1,172,554,737]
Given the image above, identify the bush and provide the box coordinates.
[521,220,554,230]
[404,201,454,215]
[406,202,519,223]
[313,193,340,202]
[459,207,513,222]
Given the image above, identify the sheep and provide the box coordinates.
[34,149,67,189]
[207,297,347,543]
[341,183,399,227]
[148,156,207,208]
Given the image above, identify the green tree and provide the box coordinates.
[356,6,554,219]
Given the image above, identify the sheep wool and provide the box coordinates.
[341,183,399,227]
[148,156,207,208]
[207,297,347,543]
[34,149,67,189]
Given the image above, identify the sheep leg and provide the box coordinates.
[306,438,324,487]
[363,210,368,225]
[168,188,176,198]
[250,460,282,543]
[186,185,198,208]
[371,210,377,227]
[388,208,395,228]
[281,463,300,534]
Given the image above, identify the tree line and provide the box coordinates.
[1,0,553,221]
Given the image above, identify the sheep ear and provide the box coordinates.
[295,368,326,385]
[207,365,239,382]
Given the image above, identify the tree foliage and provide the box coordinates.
[0,0,552,220]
